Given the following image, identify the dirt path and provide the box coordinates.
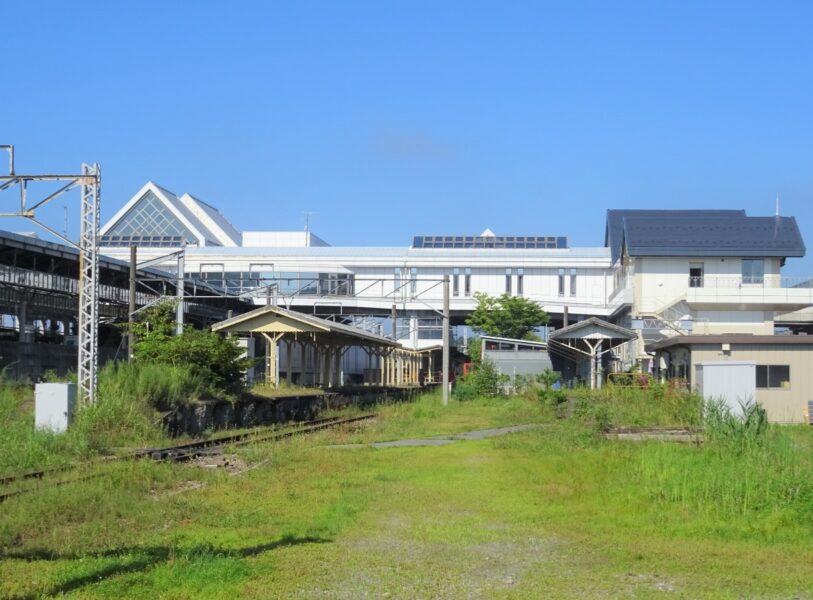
[326,423,543,449]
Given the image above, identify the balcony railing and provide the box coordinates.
[685,275,812,289]
[686,275,813,307]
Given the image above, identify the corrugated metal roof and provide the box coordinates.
[605,209,745,263]
[622,216,805,258]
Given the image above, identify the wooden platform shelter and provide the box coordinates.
[211,305,424,388]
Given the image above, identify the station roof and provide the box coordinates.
[101,182,241,248]
[605,209,746,263]
[184,245,610,260]
[0,228,171,280]
[648,334,813,352]
[547,317,636,361]
[549,317,636,342]
[211,305,399,347]
[621,215,805,260]
[480,335,547,348]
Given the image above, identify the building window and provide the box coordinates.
[464,268,471,296]
[249,264,275,291]
[200,263,224,287]
[418,317,442,339]
[505,268,512,295]
[558,269,565,296]
[756,365,790,389]
[742,259,764,285]
[569,268,577,296]
[453,268,460,297]
[689,262,704,288]
[394,268,402,294]
[517,268,524,296]
[410,267,418,297]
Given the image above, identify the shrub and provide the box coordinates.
[453,359,509,400]
[127,301,253,397]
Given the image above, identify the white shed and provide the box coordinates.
[695,361,756,418]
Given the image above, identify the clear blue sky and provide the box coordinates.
[2,1,812,277]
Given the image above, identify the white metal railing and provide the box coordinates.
[0,264,154,306]
[234,276,617,309]
[686,275,813,305]
[687,275,812,289]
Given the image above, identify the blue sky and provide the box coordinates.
[2,1,812,276]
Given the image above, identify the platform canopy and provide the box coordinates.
[211,305,420,388]
[212,304,398,348]
[547,317,636,389]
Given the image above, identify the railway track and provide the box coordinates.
[0,413,376,504]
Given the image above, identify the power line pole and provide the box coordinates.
[442,274,450,406]
[0,145,101,404]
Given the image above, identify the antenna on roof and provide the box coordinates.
[303,211,313,234]
[775,194,780,217]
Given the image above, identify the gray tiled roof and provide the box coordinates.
[622,215,805,258]
[605,209,745,263]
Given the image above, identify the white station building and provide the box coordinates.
[98,181,813,419]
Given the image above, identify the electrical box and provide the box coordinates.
[695,361,756,419]
[35,383,76,433]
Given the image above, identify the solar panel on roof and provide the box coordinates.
[412,235,568,249]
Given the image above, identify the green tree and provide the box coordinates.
[127,301,253,397]
[465,292,549,340]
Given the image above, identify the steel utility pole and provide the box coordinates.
[176,245,185,335]
[128,245,137,361]
[0,145,101,403]
[442,274,450,406]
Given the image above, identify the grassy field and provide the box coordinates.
[2,390,813,598]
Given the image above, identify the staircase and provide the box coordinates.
[636,296,693,345]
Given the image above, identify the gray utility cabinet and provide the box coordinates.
[35,382,77,433]
[695,361,756,419]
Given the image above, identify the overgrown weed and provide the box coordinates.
[573,384,702,429]
[636,399,813,534]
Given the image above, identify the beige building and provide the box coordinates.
[649,335,813,424]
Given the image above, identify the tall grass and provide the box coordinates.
[637,400,813,531]
[0,383,72,474]
[573,384,702,429]
[0,362,211,475]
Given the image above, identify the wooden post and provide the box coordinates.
[334,346,343,388]
[300,342,308,386]
[285,340,293,384]
[262,333,283,387]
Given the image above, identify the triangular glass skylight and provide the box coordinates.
[101,191,198,247]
